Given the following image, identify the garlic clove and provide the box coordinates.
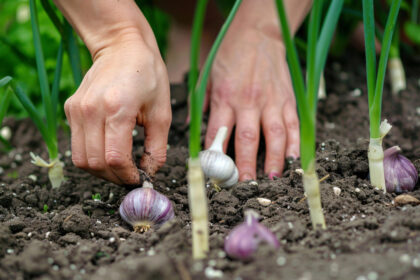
[200,126,238,188]
[119,181,174,233]
[384,146,418,193]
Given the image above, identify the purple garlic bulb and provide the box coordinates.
[119,181,174,233]
[224,209,280,260]
[384,146,418,193]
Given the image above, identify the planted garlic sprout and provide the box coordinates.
[119,181,174,233]
[384,146,418,193]
[224,209,279,260]
[200,126,238,188]
[363,0,401,192]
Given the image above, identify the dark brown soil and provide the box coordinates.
[1,52,420,280]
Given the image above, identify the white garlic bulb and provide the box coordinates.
[199,126,238,188]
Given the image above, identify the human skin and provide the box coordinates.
[204,0,311,180]
[53,0,310,185]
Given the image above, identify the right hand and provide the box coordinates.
[64,35,171,185]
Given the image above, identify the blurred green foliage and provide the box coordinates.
[0,1,91,118]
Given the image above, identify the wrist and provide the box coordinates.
[233,0,312,37]
[54,0,158,60]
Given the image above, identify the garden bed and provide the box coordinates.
[0,51,419,280]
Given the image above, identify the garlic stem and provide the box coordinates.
[302,163,326,229]
[209,126,227,152]
[368,120,392,193]
[187,158,209,259]
[388,57,406,95]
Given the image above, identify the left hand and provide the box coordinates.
[204,25,300,181]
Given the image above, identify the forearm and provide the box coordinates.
[53,0,157,59]
[233,0,312,37]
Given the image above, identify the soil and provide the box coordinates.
[1,51,420,280]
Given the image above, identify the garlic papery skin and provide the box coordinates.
[30,152,64,188]
[368,120,392,193]
[224,209,279,260]
[119,181,174,233]
[199,126,238,188]
[384,146,418,193]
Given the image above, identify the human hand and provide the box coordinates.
[65,36,171,185]
[204,0,311,181]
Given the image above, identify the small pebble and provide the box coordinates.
[28,174,37,182]
[355,188,361,193]
[132,129,138,137]
[257,197,271,206]
[413,258,420,268]
[295,168,304,175]
[65,150,72,157]
[167,144,170,150]
[96,220,102,224]
[47,257,54,264]
[6,248,14,254]
[147,248,155,256]
[333,187,341,196]
[217,251,226,258]
[204,267,223,279]
[70,264,77,270]
[367,272,378,280]
[14,154,22,162]
[325,122,336,129]
[193,261,204,272]
[0,126,12,140]
[249,180,258,186]
[109,237,116,243]
[350,88,362,97]
[288,222,294,229]
[276,256,287,266]
[27,232,32,238]
[208,260,217,267]
[45,231,51,238]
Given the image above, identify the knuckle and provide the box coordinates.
[242,85,262,103]
[105,150,127,169]
[87,157,105,171]
[267,122,285,136]
[213,81,233,102]
[72,155,88,169]
[103,91,124,115]
[238,128,258,143]
[285,117,299,131]
[80,99,97,117]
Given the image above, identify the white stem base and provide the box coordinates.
[388,57,406,95]
[303,165,326,229]
[368,138,386,192]
[188,158,209,260]
[30,152,65,188]
[318,73,327,100]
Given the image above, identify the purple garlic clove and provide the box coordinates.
[384,146,418,193]
[224,209,280,260]
[119,181,174,233]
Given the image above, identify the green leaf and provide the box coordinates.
[404,22,420,44]
[51,41,64,122]
[64,21,83,87]
[189,0,242,158]
[0,76,12,88]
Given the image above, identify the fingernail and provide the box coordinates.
[268,172,280,180]
[241,173,253,181]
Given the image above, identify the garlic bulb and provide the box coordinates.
[224,209,279,260]
[119,181,174,233]
[384,146,418,193]
[199,126,238,188]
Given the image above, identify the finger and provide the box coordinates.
[104,113,139,185]
[205,103,235,152]
[262,106,286,179]
[65,98,88,170]
[141,108,172,176]
[234,109,260,181]
[80,99,122,184]
[283,101,300,159]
